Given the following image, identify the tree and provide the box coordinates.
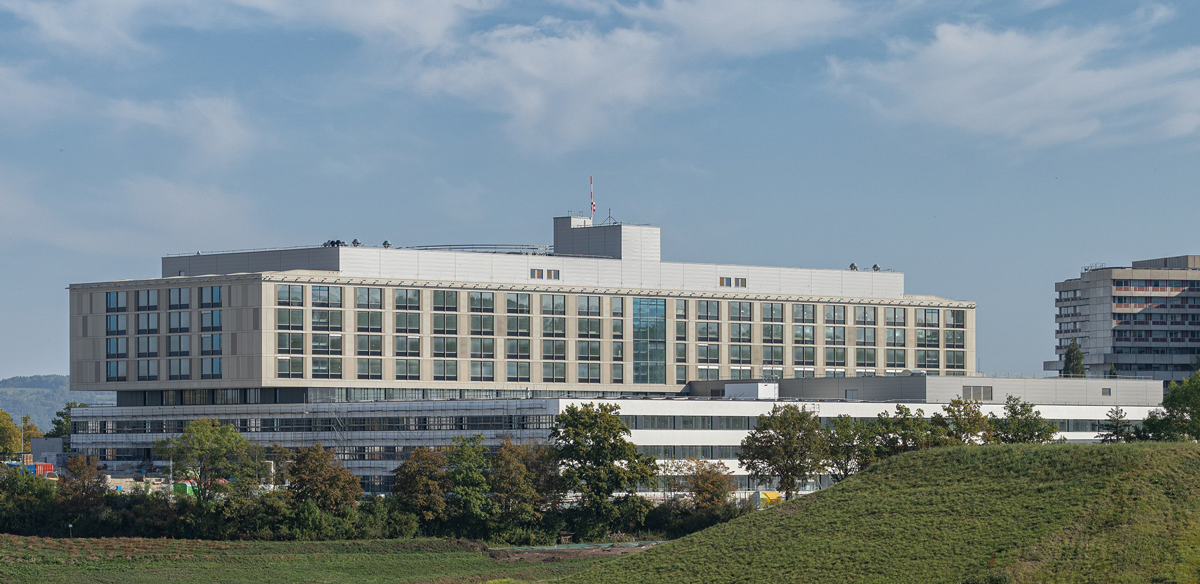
[391,446,449,525]
[1098,406,1134,443]
[444,434,496,539]
[1062,339,1085,378]
[550,403,657,537]
[45,401,87,440]
[1108,364,1118,379]
[278,444,362,514]
[58,455,108,514]
[873,405,948,457]
[940,398,991,444]
[680,458,735,508]
[153,418,268,502]
[738,404,825,500]
[1159,372,1200,440]
[19,415,43,452]
[822,415,879,483]
[0,409,19,456]
[490,438,542,537]
[988,396,1059,443]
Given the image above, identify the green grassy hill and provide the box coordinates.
[566,443,1200,584]
[0,375,112,430]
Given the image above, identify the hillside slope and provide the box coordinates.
[565,443,1200,584]
[0,375,113,429]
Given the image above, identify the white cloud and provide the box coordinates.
[108,96,258,167]
[830,18,1200,146]
[0,65,79,125]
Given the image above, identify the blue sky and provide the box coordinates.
[1,0,1198,379]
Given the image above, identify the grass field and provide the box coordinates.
[0,536,605,584]
[563,442,1200,584]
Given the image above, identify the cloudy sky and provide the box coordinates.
[1,0,1198,379]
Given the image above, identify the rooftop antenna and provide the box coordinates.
[589,176,596,221]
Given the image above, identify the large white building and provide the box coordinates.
[66,214,1160,492]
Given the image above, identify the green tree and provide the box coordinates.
[278,444,362,514]
[873,405,948,457]
[940,398,991,444]
[739,404,825,500]
[57,455,109,514]
[444,434,496,539]
[822,415,878,483]
[391,446,449,526]
[988,396,1059,443]
[490,438,542,538]
[1108,363,1118,379]
[551,403,657,538]
[19,415,43,452]
[45,401,86,440]
[153,418,268,502]
[0,409,19,456]
[1159,372,1200,439]
[1097,406,1134,443]
[1062,339,1086,378]
[681,458,735,508]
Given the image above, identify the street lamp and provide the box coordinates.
[68,523,73,539]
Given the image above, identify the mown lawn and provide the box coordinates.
[0,536,605,584]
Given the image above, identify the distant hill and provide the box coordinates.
[0,375,113,430]
[564,443,1200,584]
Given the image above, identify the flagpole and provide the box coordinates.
[590,176,595,221]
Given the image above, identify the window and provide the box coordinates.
[542,362,566,383]
[698,300,720,320]
[577,340,601,361]
[356,287,383,309]
[675,342,687,363]
[962,386,993,401]
[547,269,560,280]
[433,313,457,335]
[886,328,906,347]
[612,363,625,383]
[168,311,190,333]
[794,325,815,345]
[916,329,940,348]
[793,346,815,366]
[946,309,966,329]
[734,277,747,288]
[312,286,342,308]
[886,349,906,368]
[542,317,565,338]
[432,290,457,312]
[106,360,127,382]
[200,334,222,356]
[1102,387,1112,396]
[763,324,784,344]
[885,307,906,326]
[395,359,419,380]
[433,360,457,380]
[535,295,563,316]
[313,309,344,332]
[543,340,567,360]
[106,337,128,359]
[106,291,127,313]
[633,298,667,384]
[432,337,457,358]
[612,319,624,339]
[200,310,222,332]
[277,308,303,331]
[698,366,720,380]
[698,344,719,363]
[916,309,940,328]
[507,316,531,337]
[675,321,686,341]
[579,363,602,384]
[136,290,158,311]
[357,358,382,380]
[731,323,752,343]
[394,312,418,334]
[578,318,601,339]
[719,277,732,287]
[106,314,127,336]
[168,335,190,357]
[470,338,494,359]
[613,341,625,361]
[471,360,495,382]
[469,291,494,313]
[313,357,343,379]
[136,313,159,334]
[199,286,222,308]
[697,322,720,342]
[676,365,689,384]
[762,302,784,323]
[825,326,845,345]
[845,389,859,400]
[824,305,846,324]
[730,344,752,364]
[277,285,303,306]
[358,334,385,356]
[168,288,190,310]
[137,359,158,381]
[276,357,301,379]
[530,268,544,279]
[945,330,965,349]
[504,293,530,315]
[674,299,686,319]
[730,366,752,380]
[313,334,343,355]
[395,289,420,311]
[506,339,530,360]
[170,359,193,381]
[793,304,815,323]
[946,350,966,370]
[793,367,815,378]
[730,302,752,322]
[854,306,876,326]
[856,348,877,368]
[763,346,784,365]
[613,297,625,317]
[201,357,222,380]
[578,295,601,316]
[507,361,530,382]
[916,349,939,369]
[469,315,494,336]
[356,311,382,333]
[856,327,876,346]
[825,347,846,367]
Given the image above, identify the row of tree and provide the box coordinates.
[0,402,78,455]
